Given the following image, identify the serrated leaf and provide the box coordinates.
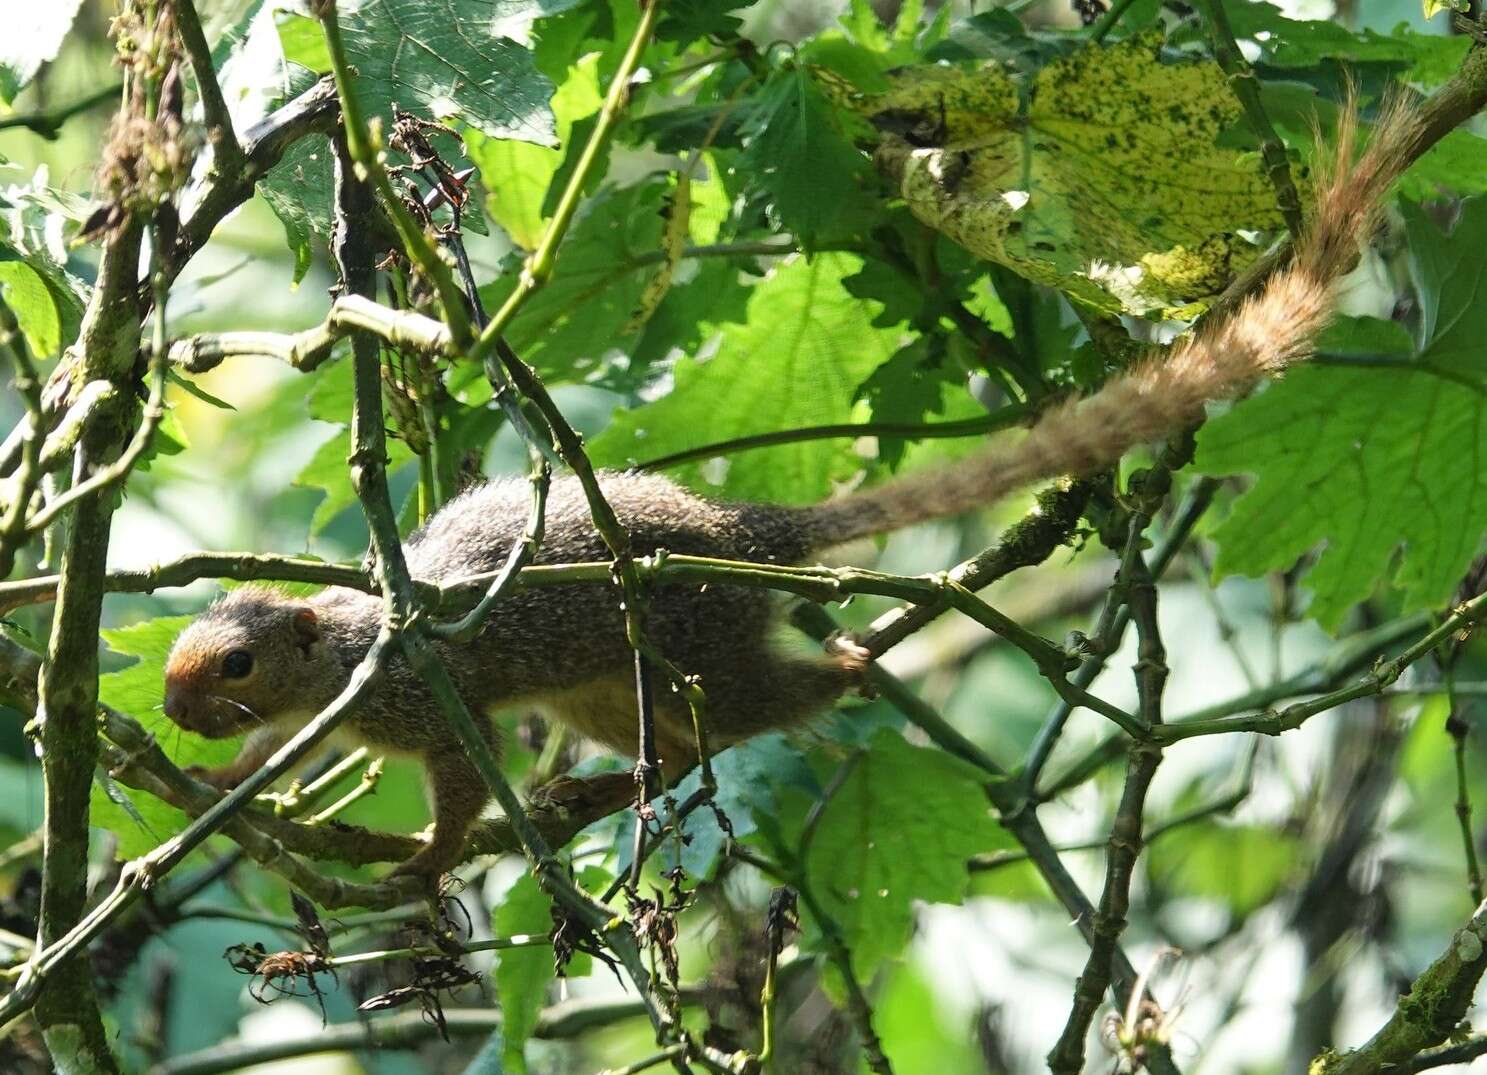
[655,0,750,46]
[476,179,670,381]
[855,31,1292,317]
[803,729,1000,976]
[1195,200,1487,630]
[247,0,576,278]
[491,871,553,1071]
[464,53,601,249]
[324,0,577,143]
[741,66,876,247]
[0,0,84,105]
[588,252,901,503]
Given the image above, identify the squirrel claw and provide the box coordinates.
[824,633,876,697]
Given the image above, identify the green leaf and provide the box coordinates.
[628,255,752,375]
[1196,0,1468,86]
[295,425,416,535]
[491,871,554,1072]
[1195,199,1487,629]
[655,0,751,46]
[291,359,417,533]
[476,179,670,381]
[854,31,1293,317]
[464,53,602,250]
[1241,84,1487,203]
[0,177,88,356]
[877,962,986,1075]
[1147,822,1299,916]
[0,254,70,359]
[315,0,576,143]
[856,338,968,467]
[588,252,902,503]
[638,734,819,880]
[741,67,877,247]
[803,729,1000,976]
[275,13,333,73]
[1399,128,1487,200]
[90,616,241,858]
[252,0,576,277]
[168,371,236,411]
[256,116,329,287]
[0,0,85,105]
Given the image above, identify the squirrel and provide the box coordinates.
[162,102,1419,878]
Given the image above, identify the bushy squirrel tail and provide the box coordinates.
[794,100,1423,549]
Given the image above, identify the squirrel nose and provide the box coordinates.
[163,684,191,725]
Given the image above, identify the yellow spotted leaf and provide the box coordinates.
[849,31,1294,316]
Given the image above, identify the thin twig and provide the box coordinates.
[635,406,1027,472]
[1048,547,1168,1075]
[172,0,240,170]
[25,342,169,535]
[1156,590,1487,742]
[0,83,121,138]
[1023,473,1216,795]
[0,305,44,577]
[1203,0,1304,238]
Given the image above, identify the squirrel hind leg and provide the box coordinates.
[391,750,489,879]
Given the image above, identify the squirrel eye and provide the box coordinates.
[221,650,254,679]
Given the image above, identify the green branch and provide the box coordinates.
[1155,590,1487,742]
[0,83,120,139]
[1314,899,1487,1075]
[1203,0,1304,238]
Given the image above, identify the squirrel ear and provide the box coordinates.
[292,607,321,649]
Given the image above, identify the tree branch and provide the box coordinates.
[1313,899,1487,1075]
[171,0,240,171]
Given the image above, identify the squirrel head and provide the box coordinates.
[163,587,343,738]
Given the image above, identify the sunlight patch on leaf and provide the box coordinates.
[0,0,84,105]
